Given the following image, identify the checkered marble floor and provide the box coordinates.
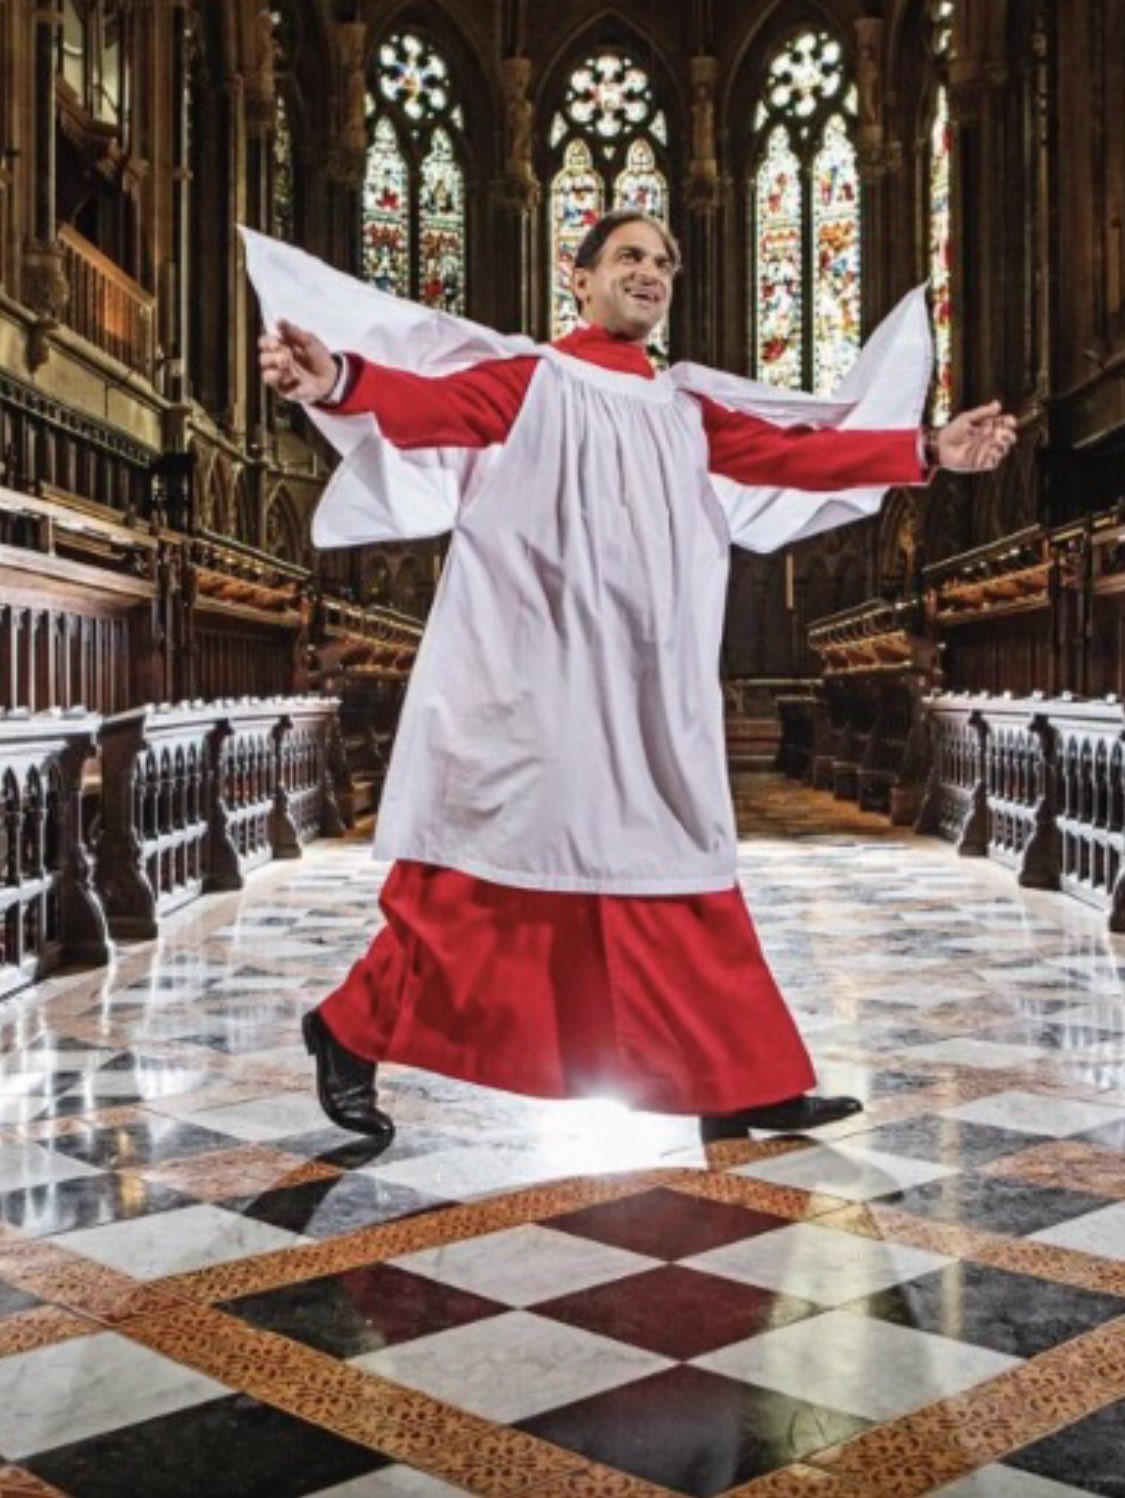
[1,778,1125,1495]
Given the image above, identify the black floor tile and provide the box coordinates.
[50,1090,147,1116]
[26,1392,392,1498]
[814,1065,940,1100]
[0,1174,192,1239]
[226,1173,446,1238]
[533,1264,819,1360]
[882,1173,1112,1236]
[1005,1397,1125,1495]
[49,1118,239,1169]
[544,1187,789,1261]
[222,1262,505,1358]
[274,1125,458,1170]
[843,1261,1125,1358]
[845,1115,1051,1168]
[518,1366,868,1497]
[0,1279,41,1317]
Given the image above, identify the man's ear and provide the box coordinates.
[572,267,589,310]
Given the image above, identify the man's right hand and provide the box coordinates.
[258,319,338,403]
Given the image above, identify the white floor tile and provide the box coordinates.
[352,1310,670,1423]
[60,1203,312,1279]
[730,1142,959,1202]
[310,1468,470,1496]
[390,1223,660,1306]
[1029,1200,1125,1260]
[694,1309,1020,1422]
[939,1090,1125,1137]
[0,1330,228,1459]
[363,1144,578,1200]
[933,1467,1100,1497]
[0,1140,102,1193]
[682,1222,953,1306]
[903,1037,1051,1069]
[169,1092,331,1140]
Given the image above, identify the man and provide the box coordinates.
[258,210,1016,1150]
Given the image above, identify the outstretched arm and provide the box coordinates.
[258,320,535,449]
[699,395,1018,491]
[699,396,927,491]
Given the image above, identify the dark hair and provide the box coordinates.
[572,210,681,310]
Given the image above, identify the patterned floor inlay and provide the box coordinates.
[2,778,1125,1495]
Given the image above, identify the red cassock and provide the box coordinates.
[321,326,924,1115]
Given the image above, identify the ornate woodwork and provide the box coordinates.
[0,708,108,999]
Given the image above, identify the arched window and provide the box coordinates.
[362,33,467,312]
[273,92,295,243]
[927,1,954,423]
[55,0,136,273]
[547,52,671,359]
[748,31,860,394]
[266,5,300,244]
[59,0,127,127]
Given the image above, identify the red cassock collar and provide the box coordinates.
[552,323,655,380]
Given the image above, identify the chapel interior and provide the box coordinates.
[1,1,1124,1495]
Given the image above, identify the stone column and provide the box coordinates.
[243,0,277,449]
[1026,1,1051,407]
[492,54,539,334]
[685,54,720,363]
[324,21,367,272]
[854,17,894,324]
[22,0,67,369]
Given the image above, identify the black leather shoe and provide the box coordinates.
[302,1010,395,1144]
[699,1094,863,1143]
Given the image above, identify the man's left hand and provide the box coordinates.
[935,401,1018,473]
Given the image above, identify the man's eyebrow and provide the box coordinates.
[614,242,670,260]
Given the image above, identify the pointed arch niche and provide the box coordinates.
[746,28,862,394]
[545,47,672,359]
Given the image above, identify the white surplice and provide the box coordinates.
[243,230,932,894]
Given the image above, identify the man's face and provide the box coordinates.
[572,222,676,341]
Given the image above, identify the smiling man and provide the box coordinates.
[258,209,1016,1150]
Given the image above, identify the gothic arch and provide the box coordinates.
[362,0,496,180]
[267,485,303,565]
[536,12,686,184]
[721,0,852,140]
[231,469,254,545]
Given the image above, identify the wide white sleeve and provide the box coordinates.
[242,228,536,546]
[673,286,934,553]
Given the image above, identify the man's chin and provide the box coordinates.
[609,311,663,342]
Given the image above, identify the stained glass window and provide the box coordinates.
[812,115,861,392]
[614,137,667,219]
[613,138,670,361]
[749,31,862,393]
[362,34,466,307]
[378,33,450,123]
[932,0,955,59]
[273,92,295,243]
[419,128,465,313]
[550,139,605,341]
[549,52,672,348]
[928,87,953,423]
[755,129,804,391]
[362,115,410,294]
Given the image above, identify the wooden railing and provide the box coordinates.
[58,225,156,375]
[0,709,109,999]
[915,693,1125,928]
[915,697,989,852]
[1050,700,1125,925]
[93,695,345,941]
